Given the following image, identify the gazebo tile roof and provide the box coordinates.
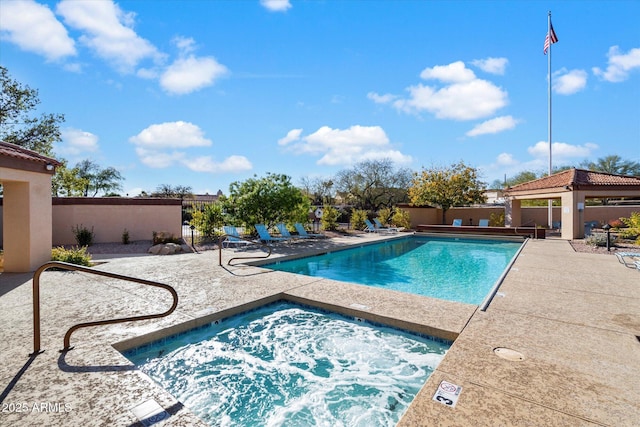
[506,168,640,192]
[0,141,61,165]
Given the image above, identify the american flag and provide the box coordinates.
[544,22,558,55]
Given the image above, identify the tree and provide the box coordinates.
[223,173,310,231]
[579,155,640,176]
[334,159,412,212]
[52,159,124,197]
[409,161,487,223]
[0,66,64,156]
[299,176,335,205]
[152,184,194,199]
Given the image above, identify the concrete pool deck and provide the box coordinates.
[0,234,638,426]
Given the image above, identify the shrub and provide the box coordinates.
[191,202,224,238]
[51,246,92,266]
[585,232,617,247]
[608,218,626,229]
[377,207,393,226]
[489,212,505,227]
[72,224,94,246]
[350,209,368,231]
[391,207,411,229]
[321,205,340,231]
[152,231,181,245]
[618,212,640,240]
[122,229,130,245]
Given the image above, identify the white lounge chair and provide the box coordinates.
[294,223,325,238]
[374,218,398,233]
[255,224,289,243]
[222,225,255,248]
[615,251,640,268]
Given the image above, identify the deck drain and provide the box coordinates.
[493,347,525,361]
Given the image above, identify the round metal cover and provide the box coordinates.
[493,347,525,361]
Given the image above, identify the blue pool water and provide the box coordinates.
[124,302,450,427]
[265,236,522,305]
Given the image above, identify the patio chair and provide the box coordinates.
[276,223,309,239]
[452,219,463,226]
[478,219,490,227]
[365,219,394,234]
[294,223,325,238]
[635,260,640,271]
[615,251,640,268]
[255,224,289,244]
[222,225,255,248]
[374,218,399,233]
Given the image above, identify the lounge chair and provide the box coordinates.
[452,219,463,226]
[364,219,393,233]
[222,225,255,248]
[374,218,399,233]
[255,224,289,244]
[615,251,640,268]
[294,223,325,238]
[276,223,309,239]
[478,219,489,227]
[635,260,640,271]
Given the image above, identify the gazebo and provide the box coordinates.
[0,141,61,272]
[504,168,640,240]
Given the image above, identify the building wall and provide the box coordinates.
[50,198,182,245]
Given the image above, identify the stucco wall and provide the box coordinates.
[399,204,639,228]
[51,198,181,245]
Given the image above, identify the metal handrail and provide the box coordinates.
[31,261,178,356]
[218,234,272,266]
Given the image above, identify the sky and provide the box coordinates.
[1,0,639,197]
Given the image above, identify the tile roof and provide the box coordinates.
[0,141,61,166]
[506,168,640,192]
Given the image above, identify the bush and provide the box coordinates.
[377,207,393,226]
[391,207,411,229]
[608,218,626,229]
[51,246,92,266]
[321,205,340,231]
[619,212,640,240]
[122,229,130,245]
[152,231,181,245]
[585,232,617,247]
[350,209,368,231]
[191,202,224,238]
[489,212,505,227]
[72,224,94,246]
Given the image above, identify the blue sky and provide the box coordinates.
[1,0,639,196]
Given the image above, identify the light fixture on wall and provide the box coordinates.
[45,163,54,171]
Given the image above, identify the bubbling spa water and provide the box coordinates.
[125,302,450,426]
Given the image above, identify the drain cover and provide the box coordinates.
[493,347,525,361]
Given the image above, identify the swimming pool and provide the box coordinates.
[264,235,523,305]
[124,301,450,427]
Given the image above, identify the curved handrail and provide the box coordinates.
[31,261,178,355]
[218,234,272,266]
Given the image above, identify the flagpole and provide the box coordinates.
[547,11,553,229]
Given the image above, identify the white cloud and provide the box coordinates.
[56,0,161,73]
[160,55,228,95]
[593,46,640,83]
[496,152,518,166]
[58,128,99,156]
[279,125,412,166]
[130,122,252,173]
[260,0,292,12]
[466,115,518,137]
[129,121,212,149]
[367,92,397,104]
[0,0,76,61]
[184,155,252,173]
[471,57,508,75]
[278,129,303,145]
[553,68,588,95]
[385,61,508,120]
[528,141,599,160]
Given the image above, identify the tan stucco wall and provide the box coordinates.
[0,168,53,272]
[51,199,181,245]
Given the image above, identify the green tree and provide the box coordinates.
[152,184,194,199]
[335,159,412,211]
[74,159,124,197]
[191,203,225,238]
[223,173,310,231]
[52,161,88,196]
[409,161,487,223]
[0,66,64,156]
[579,155,640,176]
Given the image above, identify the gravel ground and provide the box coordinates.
[569,239,638,255]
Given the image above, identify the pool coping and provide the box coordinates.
[1,233,638,426]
